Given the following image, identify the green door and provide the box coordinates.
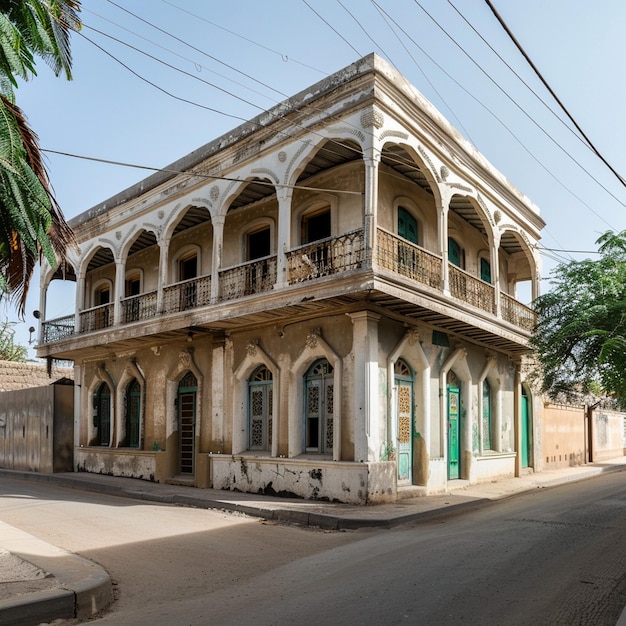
[480,257,492,283]
[398,207,418,244]
[448,237,461,267]
[395,359,413,483]
[521,390,530,468]
[448,384,461,479]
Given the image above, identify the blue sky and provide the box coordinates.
[8,0,626,356]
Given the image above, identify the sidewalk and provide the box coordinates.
[1,457,625,625]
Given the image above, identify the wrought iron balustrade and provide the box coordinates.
[79,303,114,333]
[163,275,211,314]
[376,228,441,289]
[220,255,277,301]
[287,229,364,284]
[500,292,536,330]
[121,290,158,323]
[42,315,75,343]
[449,264,496,314]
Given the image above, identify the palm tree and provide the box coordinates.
[0,0,81,315]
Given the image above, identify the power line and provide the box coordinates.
[370,2,615,231]
[41,148,365,196]
[412,0,626,214]
[302,0,362,57]
[370,0,476,143]
[159,0,326,76]
[484,0,626,189]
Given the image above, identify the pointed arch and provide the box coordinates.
[87,364,116,447]
[289,331,342,460]
[233,341,280,455]
[116,359,146,449]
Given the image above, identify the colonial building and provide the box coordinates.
[36,54,545,503]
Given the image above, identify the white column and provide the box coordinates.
[211,215,225,302]
[75,271,85,333]
[363,150,380,256]
[491,233,501,317]
[113,261,125,325]
[157,238,169,313]
[38,280,47,344]
[439,194,451,294]
[348,311,381,462]
[275,187,293,289]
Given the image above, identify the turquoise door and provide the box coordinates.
[395,359,413,483]
[521,390,530,468]
[448,384,461,479]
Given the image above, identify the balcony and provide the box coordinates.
[41,227,536,349]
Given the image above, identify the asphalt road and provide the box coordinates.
[0,472,625,625]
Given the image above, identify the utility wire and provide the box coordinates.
[370,2,615,230]
[42,149,364,196]
[104,0,287,101]
[302,0,362,57]
[84,7,277,105]
[447,1,586,153]
[78,31,250,122]
[370,0,475,143]
[413,0,626,212]
[485,0,626,189]
[160,0,326,75]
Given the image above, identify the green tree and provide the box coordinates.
[0,318,27,361]
[0,1,80,315]
[531,230,626,408]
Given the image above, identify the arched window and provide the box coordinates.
[482,379,492,451]
[125,378,141,448]
[305,359,334,454]
[178,372,198,474]
[248,365,273,451]
[94,382,111,446]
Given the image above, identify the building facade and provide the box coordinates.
[36,55,545,503]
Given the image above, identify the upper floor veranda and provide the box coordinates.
[36,55,544,360]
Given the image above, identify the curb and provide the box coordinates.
[0,521,113,626]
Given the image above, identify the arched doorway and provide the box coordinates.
[447,372,461,479]
[95,382,111,446]
[177,372,197,474]
[394,359,414,483]
[249,365,272,451]
[125,378,141,448]
[305,359,334,454]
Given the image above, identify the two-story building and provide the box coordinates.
[37,54,545,503]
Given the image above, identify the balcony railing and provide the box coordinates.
[501,292,535,330]
[449,265,496,314]
[376,228,441,289]
[40,227,536,344]
[42,314,75,343]
[287,229,364,284]
[163,275,211,314]
[121,290,158,323]
[219,255,277,301]
[79,303,114,333]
